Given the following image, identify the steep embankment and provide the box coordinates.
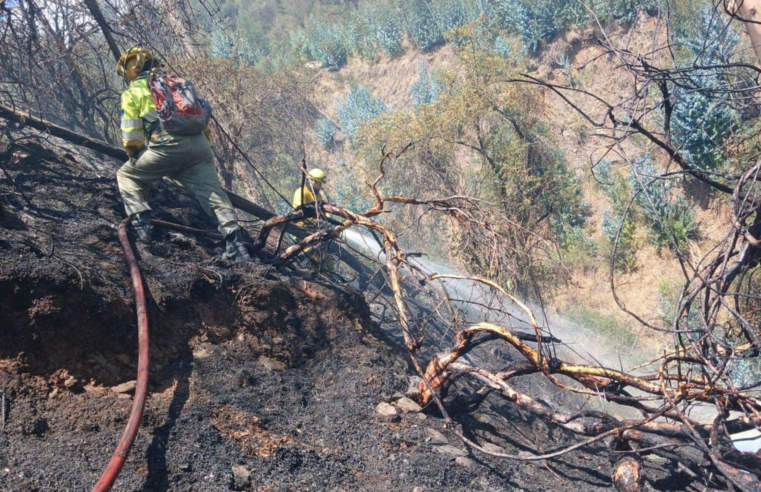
[0,132,707,491]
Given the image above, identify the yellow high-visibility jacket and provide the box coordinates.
[292,186,323,210]
[292,186,325,226]
[120,73,159,157]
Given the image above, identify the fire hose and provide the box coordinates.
[89,213,348,489]
[91,219,151,492]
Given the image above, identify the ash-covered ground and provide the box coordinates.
[0,132,704,491]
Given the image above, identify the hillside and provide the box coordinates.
[302,15,735,351]
[2,0,761,490]
[0,131,685,491]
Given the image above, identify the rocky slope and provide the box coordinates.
[0,132,704,491]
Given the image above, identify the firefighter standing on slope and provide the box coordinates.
[115,46,251,262]
[292,168,337,274]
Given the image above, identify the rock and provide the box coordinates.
[179,463,192,472]
[232,465,251,487]
[258,355,286,372]
[63,375,78,388]
[425,428,448,445]
[395,397,422,413]
[192,346,212,359]
[412,488,424,492]
[481,442,505,454]
[376,402,398,419]
[455,457,476,468]
[406,376,423,399]
[111,380,136,394]
[435,445,468,457]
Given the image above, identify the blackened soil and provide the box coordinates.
[0,133,705,491]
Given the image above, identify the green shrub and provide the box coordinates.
[403,0,445,51]
[336,84,387,139]
[629,156,698,253]
[315,118,337,148]
[433,0,469,34]
[597,160,638,271]
[344,17,379,62]
[670,7,740,170]
[302,22,347,70]
[372,11,405,56]
[411,61,442,109]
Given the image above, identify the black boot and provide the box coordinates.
[223,228,251,263]
[130,211,152,244]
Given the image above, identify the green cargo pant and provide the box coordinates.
[116,132,239,237]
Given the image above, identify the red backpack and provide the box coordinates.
[147,73,212,135]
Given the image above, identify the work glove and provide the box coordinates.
[124,140,145,159]
[203,126,215,145]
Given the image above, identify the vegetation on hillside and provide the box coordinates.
[2,1,761,489]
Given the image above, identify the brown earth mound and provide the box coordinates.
[0,133,703,491]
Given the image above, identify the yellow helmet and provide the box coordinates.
[116,47,155,81]
[308,168,327,184]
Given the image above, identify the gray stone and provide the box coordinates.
[258,356,287,371]
[192,346,212,359]
[455,457,476,468]
[232,465,251,487]
[412,488,424,492]
[425,428,448,445]
[376,402,398,418]
[111,380,136,394]
[395,397,422,413]
[435,445,468,457]
[179,463,192,472]
[481,442,506,454]
[406,376,423,399]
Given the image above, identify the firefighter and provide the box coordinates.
[292,168,327,215]
[292,168,337,273]
[115,46,250,262]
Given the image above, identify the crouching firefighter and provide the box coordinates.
[115,46,251,262]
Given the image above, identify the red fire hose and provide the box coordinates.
[92,219,151,492]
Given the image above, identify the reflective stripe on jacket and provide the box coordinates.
[120,73,159,149]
